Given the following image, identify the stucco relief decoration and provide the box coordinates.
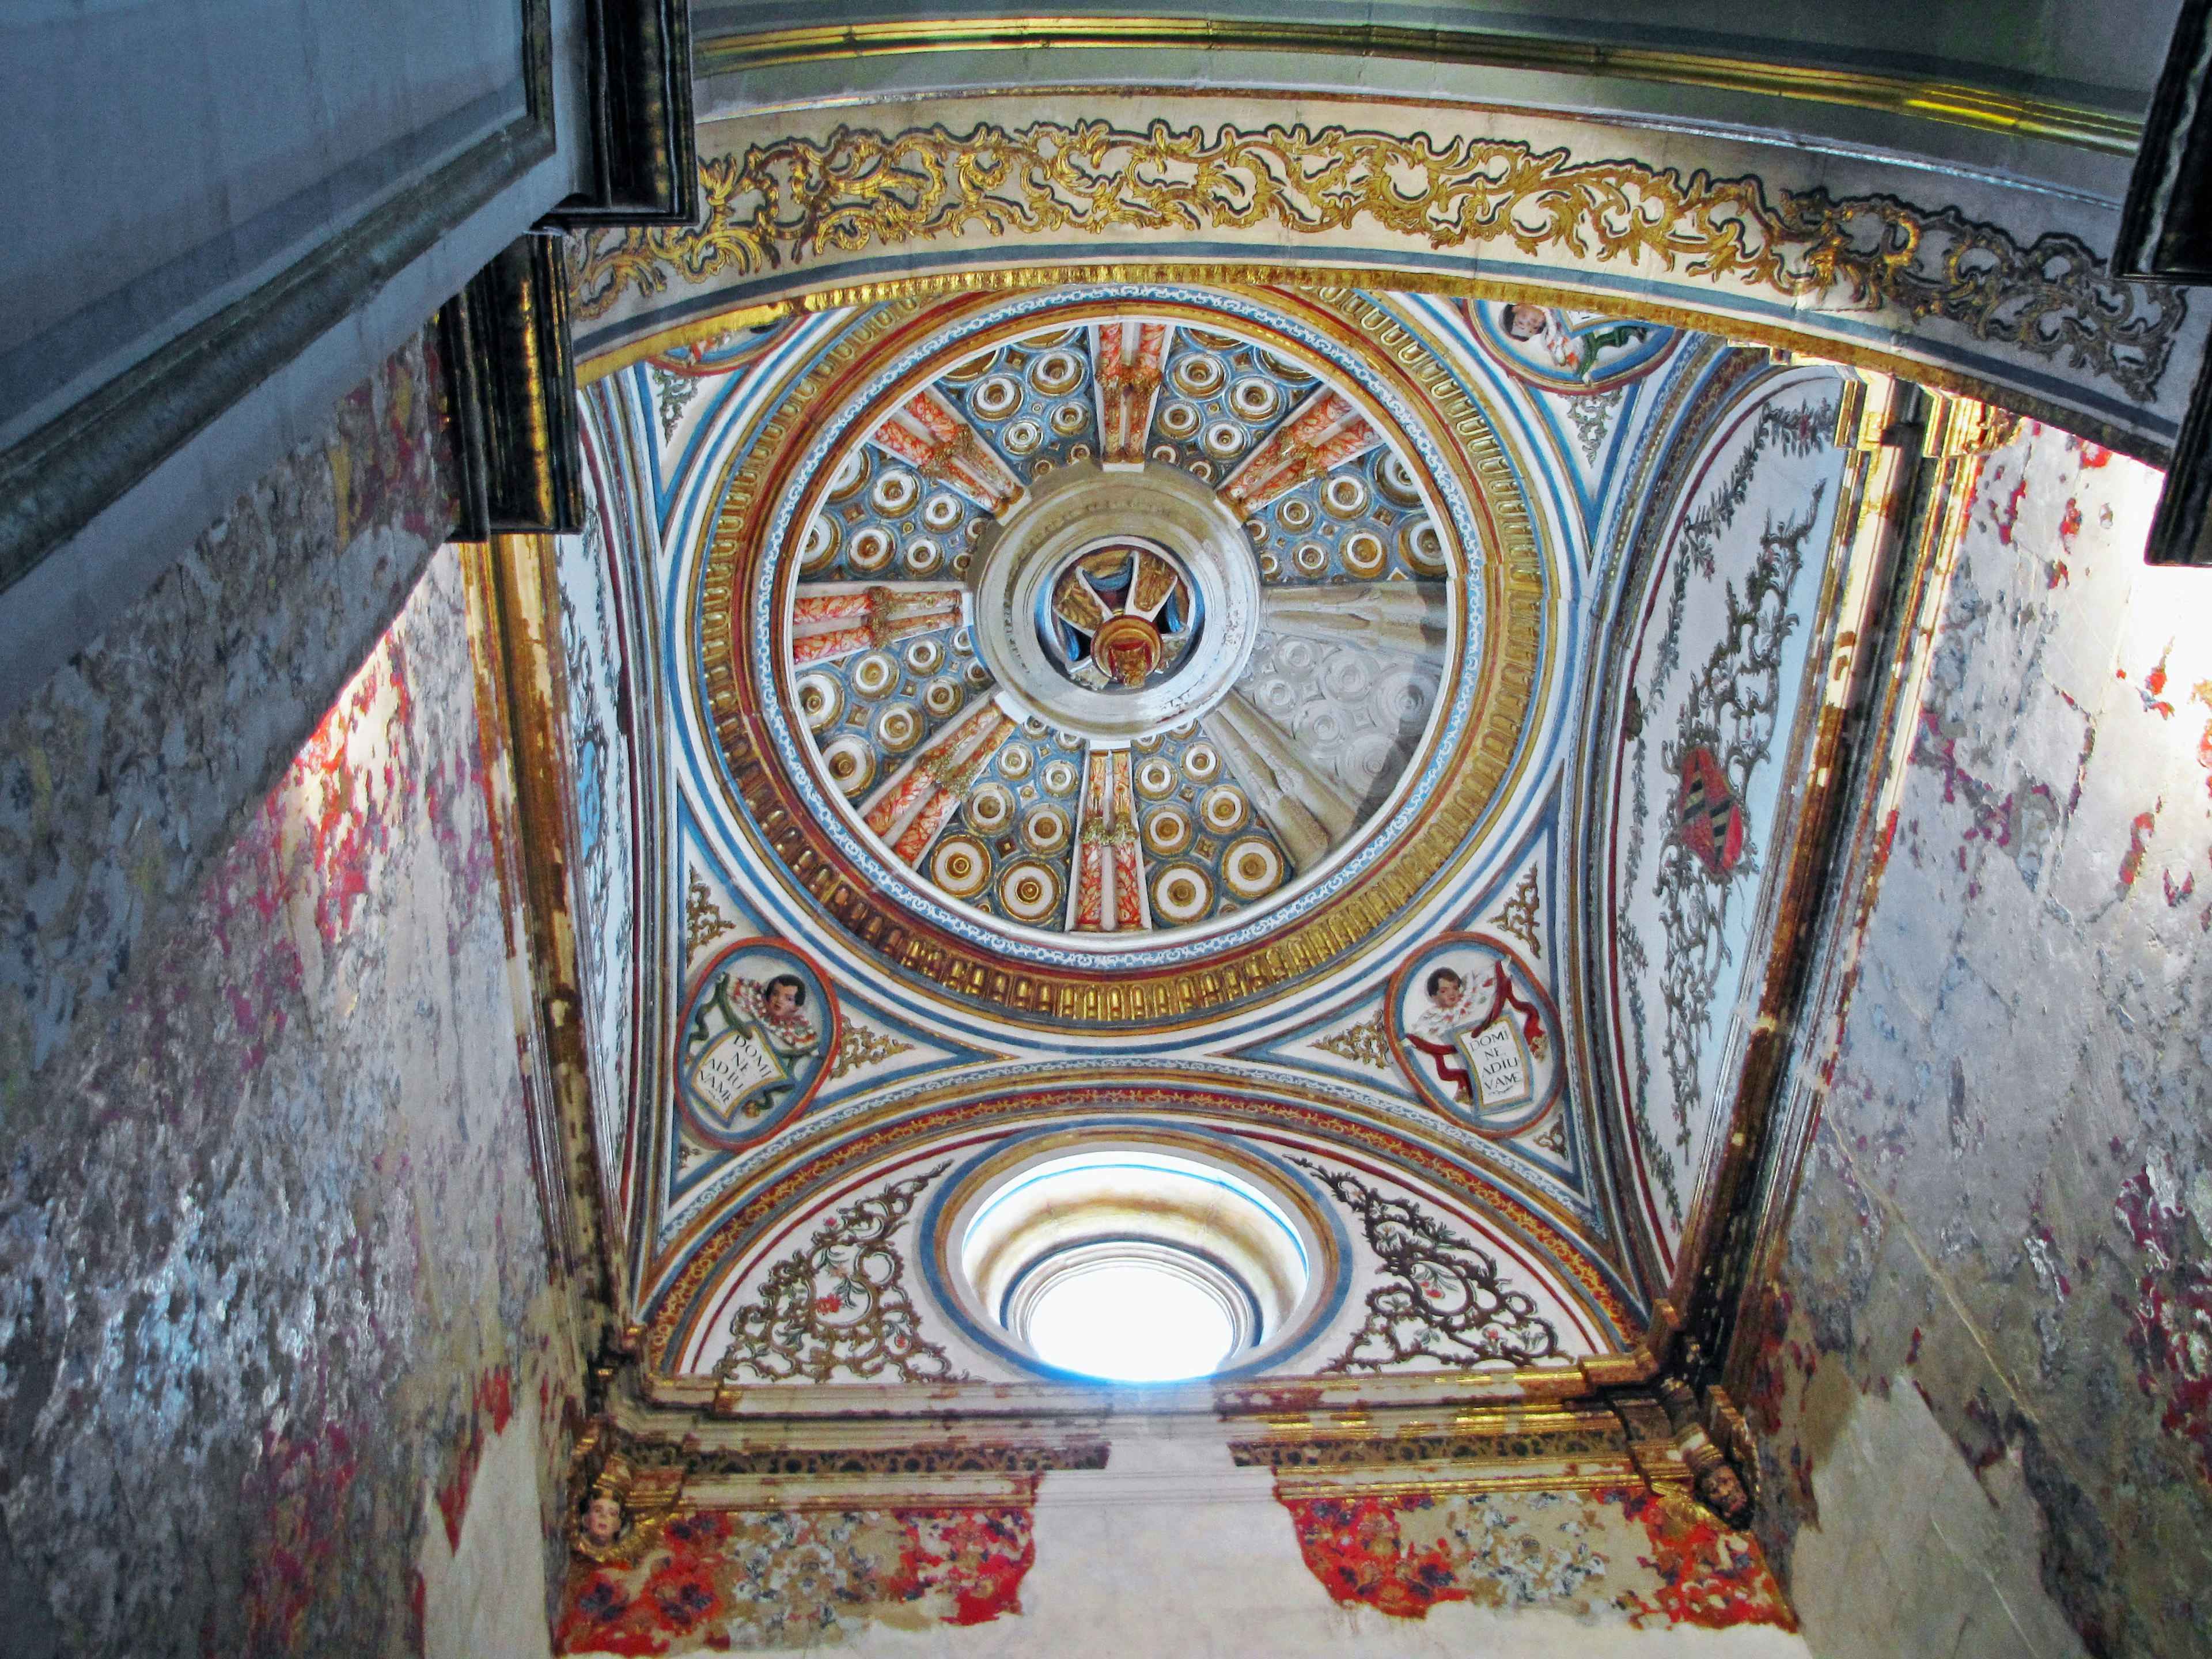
[1294,1162,1561,1369]
[1387,931,1563,1135]
[570,120,2181,402]
[676,940,836,1149]
[1468,301,1683,393]
[717,1165,968,1384]
[1609,382,1839,1251]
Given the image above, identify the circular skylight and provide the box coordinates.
[950,1144,1317,1383]
[1024,1257,1236,1381]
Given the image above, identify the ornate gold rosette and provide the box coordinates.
[695,285,1548,1027]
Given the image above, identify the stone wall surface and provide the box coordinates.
[1749,424,2212,1658]
[0,344,585,1656]
[0,330,454,1111]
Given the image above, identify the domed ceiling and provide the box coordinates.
[779,307,1453,946]
[556,272,1901,1407]
[688,285,1549,1033]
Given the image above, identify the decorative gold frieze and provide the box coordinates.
[574,119,2183,402]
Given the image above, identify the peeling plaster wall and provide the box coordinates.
[0,340,584,1655]
[555,1425,1808,1657]
[1750,425,2212,1658]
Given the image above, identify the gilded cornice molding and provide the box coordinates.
[571,119,2183,411]
[692,18,2141,157]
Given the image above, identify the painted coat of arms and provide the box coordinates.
[677,941,836,1147]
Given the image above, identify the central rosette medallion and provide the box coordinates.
[970,458,1258,742]
[1044,540,1193,692]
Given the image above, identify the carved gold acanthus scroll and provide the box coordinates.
[570,119,2182,402]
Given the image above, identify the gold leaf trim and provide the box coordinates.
[830,1020,918,1080]
[1488,866,1543,957]
[685,870,734,954]
[1314,1012,1393,1070]
[572,119,2182,402]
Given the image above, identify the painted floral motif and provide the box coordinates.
[1280,1486,1794,1630]
[1296,1162,1561,1369]
[717,1165,966,1383]
[555,1504,1035,1654]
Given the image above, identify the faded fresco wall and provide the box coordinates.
[0,340,585,1655]
[553,1427,1808,1657]
[1750,426,2212,1658]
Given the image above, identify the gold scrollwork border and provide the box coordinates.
[693,285,1548,1032]
[571,118,2183,407]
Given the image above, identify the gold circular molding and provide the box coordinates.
[694,285,1550,1028]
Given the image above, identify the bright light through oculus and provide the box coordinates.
[1025,1261,1234,1381]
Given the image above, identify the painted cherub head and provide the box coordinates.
[1501,304,1551,342]
[1425,966,1465,1010]
[571,1453,638,1562]
[764,974,806,1022]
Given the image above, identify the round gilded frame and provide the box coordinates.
[1385,929,1565,1138]
[1468,300,1683,395]
[674,938,842,1150]
[915,1120,1352,1383]
[693,285,1552,1027]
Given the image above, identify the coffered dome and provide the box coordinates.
[693,285,1552,1025]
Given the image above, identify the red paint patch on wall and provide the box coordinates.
[1991,471,2031,547]
[1603,1486,1799,1631]
[2113,1157,2212,1485]
[1278,1486,1796,1631]
[436,1363,517,1551]
[554,1503,1037,1656]
[2118,807,2161,894]
[240,1421,363,1653]
[1285,1493,1472,1618]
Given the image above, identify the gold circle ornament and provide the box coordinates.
[998,860,1062,923]
[931,835,993,898]
[1222,836,1285,899]
[1145,805,1194,855]
[1152,863,1214,924]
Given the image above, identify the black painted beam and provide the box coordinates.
[551,0,699,226]
[440,235,586,538]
